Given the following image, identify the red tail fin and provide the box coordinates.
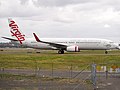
[8,18,25,44]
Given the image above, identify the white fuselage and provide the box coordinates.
[19,38,119,50]
[6,18,120,53]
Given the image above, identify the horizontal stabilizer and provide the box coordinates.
[2,37,18,41]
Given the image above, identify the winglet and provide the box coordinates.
[33,33,41,42]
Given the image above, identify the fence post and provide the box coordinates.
[34,59,38,76]
[69,64,73,82]
[91,64,97,90]
[52,62,53,79]
[70,64,72,79]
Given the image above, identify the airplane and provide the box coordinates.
[2,18,120,54]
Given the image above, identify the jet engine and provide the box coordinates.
[66,46,80,52]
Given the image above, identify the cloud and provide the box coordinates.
[0,0,41,18]
[0,0,120,23]
[19,0,29,5]
[31,0,97,7]
[104,24,111,28]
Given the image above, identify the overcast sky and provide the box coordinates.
[0,0,120,42]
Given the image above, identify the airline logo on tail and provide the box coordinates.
[9,19,25,44]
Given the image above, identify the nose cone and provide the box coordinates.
[118,47,120,49]
[115,43,120,49]
[118,44,120,49]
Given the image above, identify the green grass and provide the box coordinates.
[0,48,120,70]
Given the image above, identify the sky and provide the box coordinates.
[0,0,120,43]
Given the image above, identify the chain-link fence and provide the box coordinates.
[0,62,93,90]
[0,62,120,90]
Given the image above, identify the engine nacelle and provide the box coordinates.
[66,46,80,52]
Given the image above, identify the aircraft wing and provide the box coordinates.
[33,33,67,49]
[2,37,18,41]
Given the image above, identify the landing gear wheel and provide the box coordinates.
[105,51,108,54]
[58,50,64,54]
[58,50,61,54]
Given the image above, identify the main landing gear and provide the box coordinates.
[58,49,64,54]
[105,50,108,54]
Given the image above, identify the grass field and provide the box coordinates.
[0,48,120,70]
